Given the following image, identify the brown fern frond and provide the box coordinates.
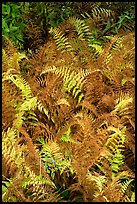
[24,16,45,51]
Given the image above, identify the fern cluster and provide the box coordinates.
[2,13,134,202]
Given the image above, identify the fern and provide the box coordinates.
[41,65,91,102]
[37,100,55,124]
[49,27,73,53]
[120,178,134,194]
[88,43,104,57]
[60,127,79,143]
[15,97,38,127]
[23,166,56,189]
[68,17,91,39]
[111,94,133,116]
[3,73,32,100]
[105,126,126,179]
[92,7,113,21]
[38,139,74,179]
[111,36,123,51]
[86,171,107,197]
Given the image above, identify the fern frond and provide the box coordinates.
[120,178,134,194]
[2,127,26,185]
[41,66,91,102]
[105,126,126,151]
[3,73,32,100]
[92,7,113,21]
[39,139,74,178]
[49,27,73,53]
[68,17,91,39]
[57,98,70,106]
[37,100,55,124]
[104,126,127,179]
[88,43,104,57]
[23,166,56,189]
[2,47,27,71]
[86,171,106,197]
[15,97,37,127]
[111,36,123,51]
[60,127,79,144]
[111,94,133,116]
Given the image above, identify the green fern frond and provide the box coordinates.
[68,17,91,39]
[49,27,73,53]
[60,127,79,143]
[23,166,56,189]
[104,126,126,179]
[39,139,74,178]
[111,149,125,178]
[2,177,16,202]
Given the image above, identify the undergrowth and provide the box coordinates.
[2,3,135,202]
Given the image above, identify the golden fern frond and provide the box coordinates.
[92,7,114,21]
[2,128,26,179]
[3,73,32,100]
[105,126,126,153]
[86,171,107,197]
[88,43,104,57]
[120,178,134,195]
[49,27,73,53]
[2,47,27,71]
[57,98,70,106]
[111,36,123,51]
[124,191,135,202]
[68,17,91,39]
[14,97,37,127]
[111,93,133,117]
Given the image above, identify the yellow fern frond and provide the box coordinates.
[68,17,91,39]
[111,94,133,116]
[41,66,91,102]
[3,73,32,100]
[49,27,73,53]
